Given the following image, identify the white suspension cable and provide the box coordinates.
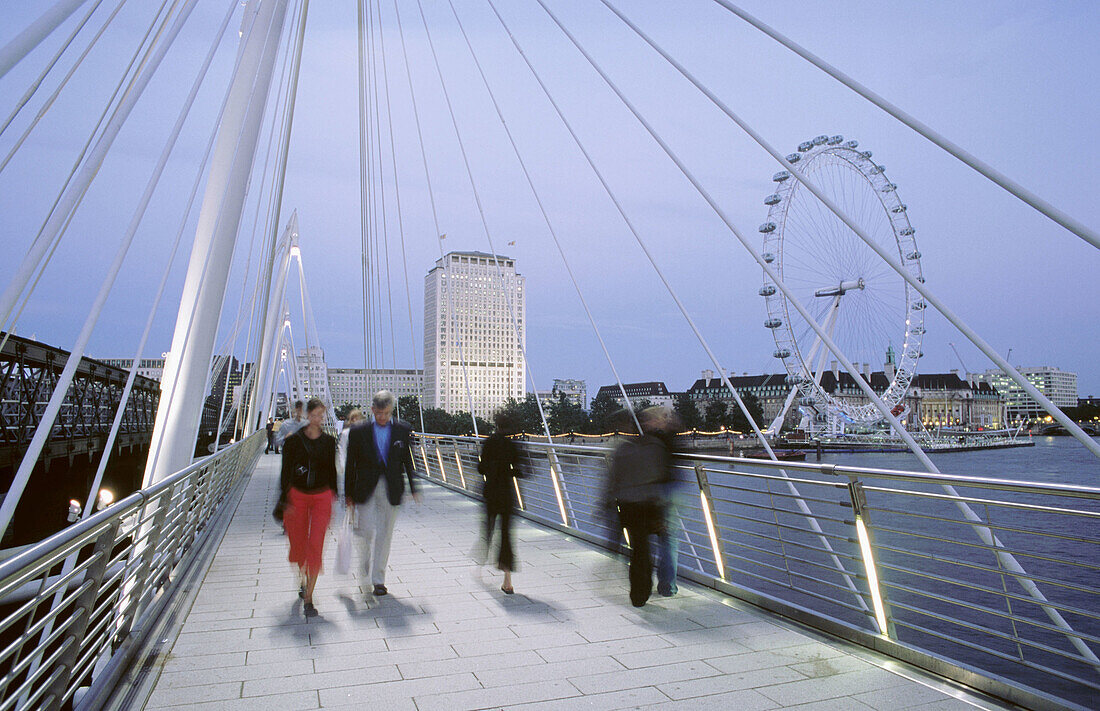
[502,0,869,610]
[603,0,1100,462]
[368,0,401,412]
[452,0,641,434]
[0,0,105,138]
[545,0,1098,655]
[0,0,95,80]
[245,0,310,430]
[390,0,478,433]
[713,0,1099,252]
[413,0,553,443]
[0,0,175,352]
[241,0,304,432]
[0,0,129,176]
[0,0,204,540]
[373,0,426,430]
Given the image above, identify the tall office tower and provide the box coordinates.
[424,251,526,418]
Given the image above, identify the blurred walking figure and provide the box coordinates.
[651,410,683,597]
[476,412,524,594]
[265,417,275,453]
[603,407,674,607]
[346,390,420,598]
[276,400,306,450]
[279,398,338,617]
[337,408,366,491]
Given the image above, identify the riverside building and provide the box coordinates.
[423,251,526,418]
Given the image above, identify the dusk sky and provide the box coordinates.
[1,0,1098,400]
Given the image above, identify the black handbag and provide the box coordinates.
[272,499,286,522]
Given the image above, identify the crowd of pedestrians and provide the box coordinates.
[273,391,682,615]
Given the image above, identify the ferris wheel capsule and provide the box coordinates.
[764,193,781,205]
[798,141,814,152]
[786,153,801,163]
[759,135,925,429]
[759,222,777,233]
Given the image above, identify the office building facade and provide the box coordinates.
[424,251,526,418]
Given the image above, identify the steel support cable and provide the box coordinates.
[390,0,478,434]
[0,0,129,177]
[562,0,1100,660]
[246,0,310,430]
[0,0,105,139]
[145,3,293,479]
[367,0,388,394]
[712,1,1099,253]
[600,0,1100,467]
[0,0,95,81]
[373,0,426,430]
[0,0,174,354]
[501,0,870,611]
[241,2,303,432]
[412,0,553,441]
[446,0,641,435]
[355,0,372,395]
[0,0,204,541]
[368,0,400,413]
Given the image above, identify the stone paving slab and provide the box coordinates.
[141,454,987,710]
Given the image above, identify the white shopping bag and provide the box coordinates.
[335,512,352,575]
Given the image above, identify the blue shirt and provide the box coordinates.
[373,420,392,465]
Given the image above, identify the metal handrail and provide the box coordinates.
[414,433,1100,711]
[0,430,263,711]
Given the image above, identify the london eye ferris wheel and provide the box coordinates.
[759,135,924,428]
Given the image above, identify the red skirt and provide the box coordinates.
[284,487,333,576]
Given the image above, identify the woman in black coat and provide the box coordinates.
[477,412,523,593]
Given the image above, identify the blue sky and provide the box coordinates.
[1,0,1098,399]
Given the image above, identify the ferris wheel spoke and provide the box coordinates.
[763,138,923,428]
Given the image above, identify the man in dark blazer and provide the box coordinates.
[346,390,420,596]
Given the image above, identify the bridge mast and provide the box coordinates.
[145,0,291,485]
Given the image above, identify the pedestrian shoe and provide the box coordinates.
[303,602,318,617]
[372,584,388,596]
[657,584,677,597]
[501,586,515,595]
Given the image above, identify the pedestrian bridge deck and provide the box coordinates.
[139,454,991,710]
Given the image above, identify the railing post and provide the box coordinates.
[693,462,727,580]
[846,478,894,638]
[43,519,120,711]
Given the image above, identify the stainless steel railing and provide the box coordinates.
[0,430,263,711]
[414,433,1100,711]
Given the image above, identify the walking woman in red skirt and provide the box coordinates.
[279,397,337,616]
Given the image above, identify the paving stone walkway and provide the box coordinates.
[141,454,992,710]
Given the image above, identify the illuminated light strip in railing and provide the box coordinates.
[699,491,726,580]
[434,445,447,484]
[419,444,430,479]
[855,516,890,637]
[453,451,466,489]
[547,460,569,525]
[512,479,525,510]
